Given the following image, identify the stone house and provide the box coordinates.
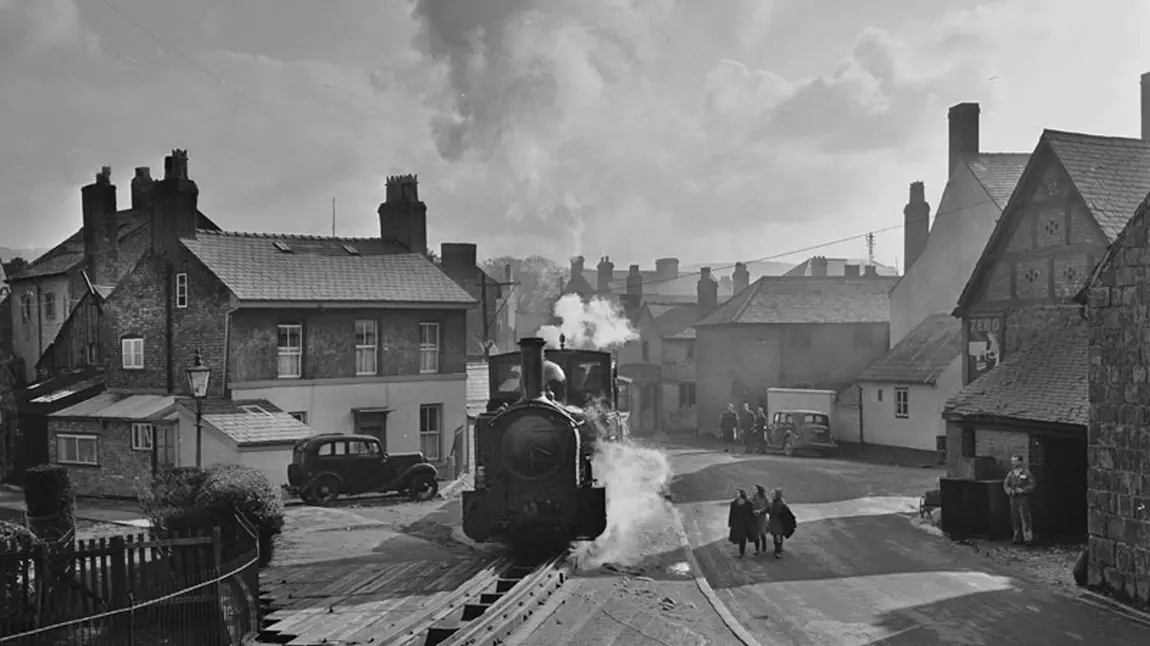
[889,102,1029,345]
[1079,190,1150,606]
[693,275,895,430]
[4,166,219,383]
[852,314,962,453]
[44,153,477,496]
[944,86,1150,536]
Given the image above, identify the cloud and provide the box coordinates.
[0,0,100,57]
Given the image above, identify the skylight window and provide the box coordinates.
[342,244,360,255]
[241,404,272,416]
[273,242,292,253]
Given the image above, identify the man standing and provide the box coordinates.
[1003,454,1036,545]
[739,402,754,448]
[719,404,738,450]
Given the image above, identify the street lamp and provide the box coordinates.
[186,348,211,467]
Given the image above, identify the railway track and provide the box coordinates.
[258,551,569,645]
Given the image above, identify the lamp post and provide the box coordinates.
[186,348,211,467]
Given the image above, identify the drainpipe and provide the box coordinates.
[165,264,174,393]
[222,305,239,398]
[35,282,43,379]
[857,384,865,457]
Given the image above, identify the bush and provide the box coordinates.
[23,465,75,542]
[139,464,284,567]
[0,521,42,618]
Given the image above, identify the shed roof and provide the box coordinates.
[52,393,177,420]
[184,398,313,445]
[856,314,961,385]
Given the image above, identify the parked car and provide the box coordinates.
[285,434,440,505]
[764,410,838,456]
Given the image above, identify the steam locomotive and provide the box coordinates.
[461,336,631,548]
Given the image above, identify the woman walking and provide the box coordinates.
[728,489,757,558]
[765,488,797,559]
[750,485,770,554]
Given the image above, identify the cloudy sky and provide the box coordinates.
[2,0,1148,268]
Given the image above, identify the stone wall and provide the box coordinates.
[1085,208,1150,606]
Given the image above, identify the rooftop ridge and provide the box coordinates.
[196,229,389,243]
[1043,129,1150,144]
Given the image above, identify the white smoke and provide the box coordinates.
[568,399,674,571]
[537,293,638,350]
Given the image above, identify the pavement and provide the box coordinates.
[667,445,1150,645]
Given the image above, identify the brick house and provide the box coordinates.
[1079,191,1150,605]
[616,263,749,433]
[693,275,895,431]
[437,243,503,360]
[44,152,477,495]
[4,166,218,383]
[943,97,1150,537]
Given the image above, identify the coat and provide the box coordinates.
[1003,467,1036,498]
[750,494,770,535]
[728,498,756,543]
[765,499,797,538]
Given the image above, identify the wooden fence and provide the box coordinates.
[0,527,221,636]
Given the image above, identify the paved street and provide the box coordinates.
[669,443,1150,645]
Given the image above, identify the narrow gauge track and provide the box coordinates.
[258,551,568,646]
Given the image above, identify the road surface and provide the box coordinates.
[670,444,1150,645]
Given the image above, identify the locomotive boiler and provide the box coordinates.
[461,336,628,548]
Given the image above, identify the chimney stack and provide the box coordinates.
[810,256,829,277]
[570,256,585,280]
[844,264,860,278]
[596,256,614,293]
[903,181,931,273]
[440,243,477,277]
[151,150,199,258]
[948,102,980,179]
[655,257,679,280]
[378,174,428,255]
[1142,72,1150,141]
[697,267,719,312]
[733,262,750,294]
[81,166,119,285]
[864,265,878,277]
[131,167,154,211]
[624,264,642,310]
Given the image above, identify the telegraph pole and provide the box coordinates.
[480,268,519,361]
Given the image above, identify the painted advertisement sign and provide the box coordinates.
[966,316,1003,383]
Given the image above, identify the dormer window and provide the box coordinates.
[273,242,292,253]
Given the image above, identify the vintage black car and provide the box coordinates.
[765,410,838,456]
[286,434,439,505]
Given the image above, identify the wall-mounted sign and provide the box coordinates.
[966,316,1004,383]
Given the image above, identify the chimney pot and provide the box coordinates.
[947,102,980,178]
[733,261,750,293]
[596,256,615,293]
[131,166,155,211]
[810,256,829,277]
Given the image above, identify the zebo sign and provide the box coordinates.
[966,316,1003,383]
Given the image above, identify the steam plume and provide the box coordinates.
[536,293,637,350]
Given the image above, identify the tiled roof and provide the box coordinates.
[943,322,1088,426]
[1081,192,1150,298]
[856,314,961,384]
[191,398,314,445]
[966,153,1030,208]
[181,230,476,304]
[1044,130,1150,241]
[647,303,703,339]
[695,276,896,326]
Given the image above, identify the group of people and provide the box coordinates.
[716,402,773,453]
[728,485,797,558]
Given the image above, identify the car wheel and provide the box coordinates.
[783,438,794,457]
[410,474,439,501]
[311,477,340,506]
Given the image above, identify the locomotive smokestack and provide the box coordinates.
[519,337,547,400]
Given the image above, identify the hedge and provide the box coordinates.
[139,464,285,567]
[22,465,75,542]
[0,521,42,616]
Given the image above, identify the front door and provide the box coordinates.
[154,426,177,472]
[354,410,390,451]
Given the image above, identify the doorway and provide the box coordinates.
[1040,435,1087,537]
[353,409,391,452]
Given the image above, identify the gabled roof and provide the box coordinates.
[943,321,1087,427]
[180,398,313,445]
[7,211,218,282]
[966,153,1031,208]
[180,230,476,305]
[955,130,1150,315]
[646,303,703,340]
[856,314,961,385]
[695,276,896,326]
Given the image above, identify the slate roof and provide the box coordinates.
[646,303,703,340]
[856,314,961,385]
[1044,130,1150,241]
[943,322,1088,427]
[695,276,896,326]
[966,153,1030,208]
[181,230,476,304]
[176,398,312,445]
[1081,192,1150,298]
[8,211,217,282]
